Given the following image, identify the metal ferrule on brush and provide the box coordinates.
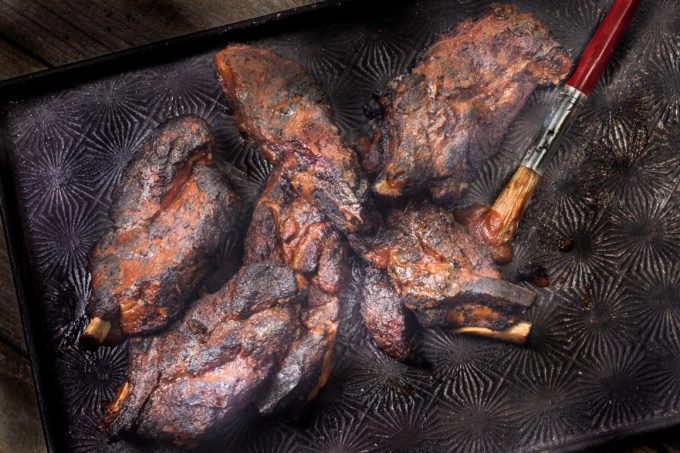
[520,85,587,175]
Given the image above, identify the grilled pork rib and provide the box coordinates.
[372,4,571,203]
[103,47,355,445]
[215,44,366,409]
[84,116,241,344]
[102,170,349,446]
[244,166,349,413]
[99,10,570,437]
[215,44,371,235]
[350,201,535,355]
[102,262,302,447]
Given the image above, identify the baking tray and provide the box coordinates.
[1,0,680,451]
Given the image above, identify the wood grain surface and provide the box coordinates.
[0,36,46,80]
[0,1,677,452]
[0,0,315,71]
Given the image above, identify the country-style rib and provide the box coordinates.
[84,116,241,344]
[350,201,535,353]
[244,166,349,412]
[215,44,371,235]
[101,262,302,447]
[101,46,355,445]
[372,4,572,203]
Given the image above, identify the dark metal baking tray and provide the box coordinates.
[1,0,680,451]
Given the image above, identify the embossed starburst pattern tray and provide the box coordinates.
[1,0,680,451]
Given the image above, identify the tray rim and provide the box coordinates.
[0,0,677,451]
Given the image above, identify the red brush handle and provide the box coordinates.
[566,0,640,96]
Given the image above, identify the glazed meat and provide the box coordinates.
[215,44,371,234]
[244,166,349,412]
[350,201,535,353]
[372,4,572,203]
[102,262,302,447]
[84,116,241,344]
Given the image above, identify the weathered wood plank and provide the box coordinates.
[0,27,49,453]
[0,0,316,68]
[0,0,108,66]
[0,340,45,452]
[0,36,47,80]
[0,35,46,354]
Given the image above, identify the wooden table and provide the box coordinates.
[0,1,678,451]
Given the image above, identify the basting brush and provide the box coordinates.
[481,0,640,247]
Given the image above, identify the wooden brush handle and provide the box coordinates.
[483,166,541,246]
